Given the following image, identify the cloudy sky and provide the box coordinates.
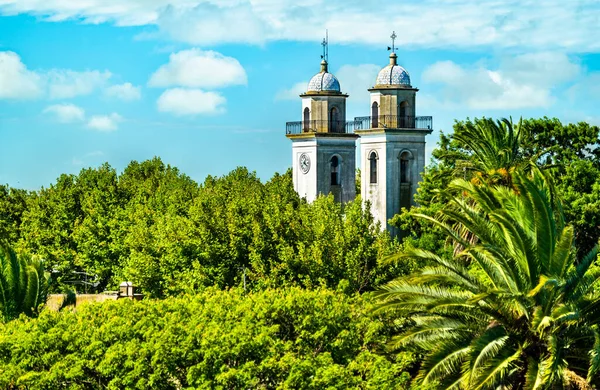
[1,0,599,189]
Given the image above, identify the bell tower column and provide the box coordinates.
[355,32,433,233]
[285,36,358,203]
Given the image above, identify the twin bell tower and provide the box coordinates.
[285,32,433,232]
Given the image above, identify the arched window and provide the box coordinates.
[400,151,410,183]
[303,107,310,132]
[371,102,379,128]
[330,155,339,185]
[329,107,339,133]
[369,151,377,184]
[399,101,410,128]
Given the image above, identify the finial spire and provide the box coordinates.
[320,30,329,61]
[387,31,398,66]
[320,30,329,72]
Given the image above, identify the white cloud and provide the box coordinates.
[47,69,111,99]
[87,113,122,131]
[0,51,114,100]
[567,73,600,101]
[156,3,268,46]
[0,51,42,99]
[1,1,600,52]
[275,81,306,101]
[156,88,226,116]
[105,82,141,101]
[43,103,85,123]
[148,49,247,89]
[421,52,581,110]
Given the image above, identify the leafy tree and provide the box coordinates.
[519,117,600,165]
[12,159,401,296]
[0,185,28,245]
[117,166,401,297]
[18,173,84,289]
[70,163,122,290]
[0,245,48,322]
[113,158,200,296]
[394,117,600,259]
[0,288,415,389]
[376,169,600,389]
[559,159,600,256]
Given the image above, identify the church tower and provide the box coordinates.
[355,32,433,232]
[285,35,358,203]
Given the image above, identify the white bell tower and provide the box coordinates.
[355,32,433,233]
[286,35,358,203]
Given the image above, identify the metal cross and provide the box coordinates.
[321,30,329,61]
[390,31,397,53]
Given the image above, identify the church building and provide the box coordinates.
[285,32,433,232]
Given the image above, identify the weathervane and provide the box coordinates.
[387,31,397,53]
[321,29,329,62]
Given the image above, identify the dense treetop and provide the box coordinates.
[394,117,600,257]
[0,288,416,389]
[1,159,408,297]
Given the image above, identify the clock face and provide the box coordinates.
[299,153,311,174]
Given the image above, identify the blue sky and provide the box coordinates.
[1,0,599,189]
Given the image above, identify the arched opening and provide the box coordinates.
[371,102,379,128]
[329,107,340,133]
[400,151,410,183]
[399,151,412,210]
[303,107,310,132]
[369,151,378,184]
[330,155,340,185]
[399,101,410,128]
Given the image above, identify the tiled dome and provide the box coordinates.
[307,71,341,92]
[306,60,341,93]
[375,53,411,87]
[376,64,411,86]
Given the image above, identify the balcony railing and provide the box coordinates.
[286,120,354,135]
[285,116,433,135]
[353,115,433,130]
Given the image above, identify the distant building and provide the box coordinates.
[285,32,433,233]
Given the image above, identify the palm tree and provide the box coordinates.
[375,169,600,389]
[452,117,526,187]
[0,245,48,322]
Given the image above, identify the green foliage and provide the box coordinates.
[555,159,600,256]
[376,169,600,389]
[0,185,28,246]
[0,288,415,389]
[116,166,400,297]
[0,245,48,322]
[12,160,398,296]
[451,117,526,185]
[395,117,600,260]
[519,117,600,165]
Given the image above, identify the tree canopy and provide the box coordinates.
[393,117,600,257]
[1,159,406,297]
[0,288,415,389]
[377,168,600,389]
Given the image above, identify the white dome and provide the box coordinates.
[376,64,411,86]
[375,53,411,87]
[307,71,341,92]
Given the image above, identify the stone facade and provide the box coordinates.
[285,45,432,234]
[290,134,357,203]
[357,129,429,233]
